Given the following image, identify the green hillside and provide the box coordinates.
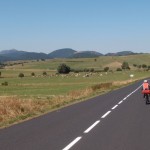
[5,54,150,71]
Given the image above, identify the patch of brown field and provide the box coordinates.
[104,61,122,69]
[0,83,111,127]
[113,79,136,86]
[91,83,112,91]
[0,97,49,123]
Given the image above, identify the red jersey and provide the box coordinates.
[143,82,149,90]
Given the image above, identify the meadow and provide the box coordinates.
[0,54,150,127]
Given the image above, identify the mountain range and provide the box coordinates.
[0,48,139,62]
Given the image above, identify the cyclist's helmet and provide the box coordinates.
[144,80,148,83]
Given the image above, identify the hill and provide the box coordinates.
[0,49,49,61]
[70,51,103,58]
[48,48,77,58]
[0,49,143,62]
[105,51,137,56]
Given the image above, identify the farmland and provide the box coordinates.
[0,54,150,127]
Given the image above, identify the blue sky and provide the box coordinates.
[0,0,150,53]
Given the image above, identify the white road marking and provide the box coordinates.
[123,97,126,100]
[62,83,144,150]
[112,105,118,110]
[62,137,82,150]
[101,111,111,118]
[84,120,100,133]
[118,100,123,104]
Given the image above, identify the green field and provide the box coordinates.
[0,71,146,97]
[0,54,150,98]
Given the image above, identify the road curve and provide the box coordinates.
[0,79,149,150]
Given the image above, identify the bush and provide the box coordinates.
[1,81,8,86]
[43,71,47,76]
[57,64,71,74]
[31,72,35,76]
[142,64,147,69]
[18,73,24,78]
[84,68,89,72]
[116,68,122,71]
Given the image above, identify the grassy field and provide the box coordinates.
[0,54,150,128]
[0,71,149,97]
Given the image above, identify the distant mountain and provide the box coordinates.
[70,51,103,58]
[0,49,140,62]
[0,55,11,62]
[105,51,137,56]
[116,51,136,56]
[0,49,49,61]
[48,48,77,58]
[0,49,19,54]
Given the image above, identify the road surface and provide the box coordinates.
[0,79,150,150]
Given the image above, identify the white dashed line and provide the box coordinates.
[118,100,123,104]
[112,105,118,110]
[84,120,100,133]
[62,83,143,150]
[101,111,111,118]
[62,137,82,150]
[123,97,127,100]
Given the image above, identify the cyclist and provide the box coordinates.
[142,80,150,98]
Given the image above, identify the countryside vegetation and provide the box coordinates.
[0,54,150,128]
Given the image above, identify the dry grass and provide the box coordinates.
[0,84,106,127]
[0,81,135,128]
[104,61,122,69]
[91,83,113,91]
[0,97,49,124]
[112,79,137,86]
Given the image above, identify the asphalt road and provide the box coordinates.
[0,79,150,150]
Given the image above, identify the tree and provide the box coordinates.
[57,64,71,74]
[0,71,1,77]
[121,61,130,70]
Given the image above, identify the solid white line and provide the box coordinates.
[112,105,118,110]
[62,137,82,150]
[84,120,100,133]
[101,111,111,118]
[118,100,123,104]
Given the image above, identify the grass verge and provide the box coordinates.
[0,78,141,128]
